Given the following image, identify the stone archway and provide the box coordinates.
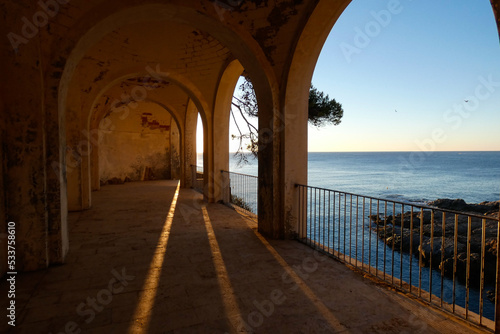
[282,0,351,235]
[283,0,500,236]
[65,69,197,211]
[50,1,279,264]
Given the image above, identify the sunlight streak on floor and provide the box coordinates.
[242,217,347,332]
[202,205,243,331]
[128,181,180,334]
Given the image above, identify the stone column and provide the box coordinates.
[212,60,243,202]
[1,5,49,270]
[170,120,181,180]
[202,110,215,202]
[254,77,282,238]
[65,80,88,211]
[45,65,69,265]
[0,125,6,277]
[184,99,198,188]
[0,109,5,229]
[282,94,308,238]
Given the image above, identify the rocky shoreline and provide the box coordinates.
[368,199,499,288]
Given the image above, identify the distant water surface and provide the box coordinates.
[307,151,500,204]
[222,151,500,204]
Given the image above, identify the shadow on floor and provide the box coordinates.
[0,180,487,333]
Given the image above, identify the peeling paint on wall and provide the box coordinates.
[491,1,500,38]
[255,0,304,65]
[141,113,170,132]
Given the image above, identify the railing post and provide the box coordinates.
[296,184,301,239]
[296,184,307,240]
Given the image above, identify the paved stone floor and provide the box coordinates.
[0,180,490,333]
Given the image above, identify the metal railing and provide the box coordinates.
[221,170,258,215]
[296,184,499,331]
[190,165,204,193]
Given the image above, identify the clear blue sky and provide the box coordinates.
[202,0,500,153]
[309,0,500,152]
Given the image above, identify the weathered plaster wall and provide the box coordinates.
[0,110,5,229]
[88,80,188,194]
[491,0,500,37]
[99,102,173,183]
[0,126,5,277]
[0,1,51,271]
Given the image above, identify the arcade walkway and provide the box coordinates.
[1,181,488,333]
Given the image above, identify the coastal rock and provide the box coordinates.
[436,252,492,284]
[487,290,496,303]
[428,199,469,212]
[486,238,497,258]
[368,198,500,286]
[384,227,421,253]
[418,237,466,266]
[428,198,499,215]
[470,201,499,215]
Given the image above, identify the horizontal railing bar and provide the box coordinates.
[221,170,258,178]
[295,183,499,221]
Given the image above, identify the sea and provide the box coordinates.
[219,151,500,321]
[225,151,500,204]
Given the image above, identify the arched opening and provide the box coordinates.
[196,112,204,165]
[194,111,204,191]
[286,0,500,230]
[223,74,260,214]
[228,76,259,168]
[307,1,500,202]
[310,0,500,156]
[286,0,500,322]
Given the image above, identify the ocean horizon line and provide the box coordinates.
[221,150,500,154]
